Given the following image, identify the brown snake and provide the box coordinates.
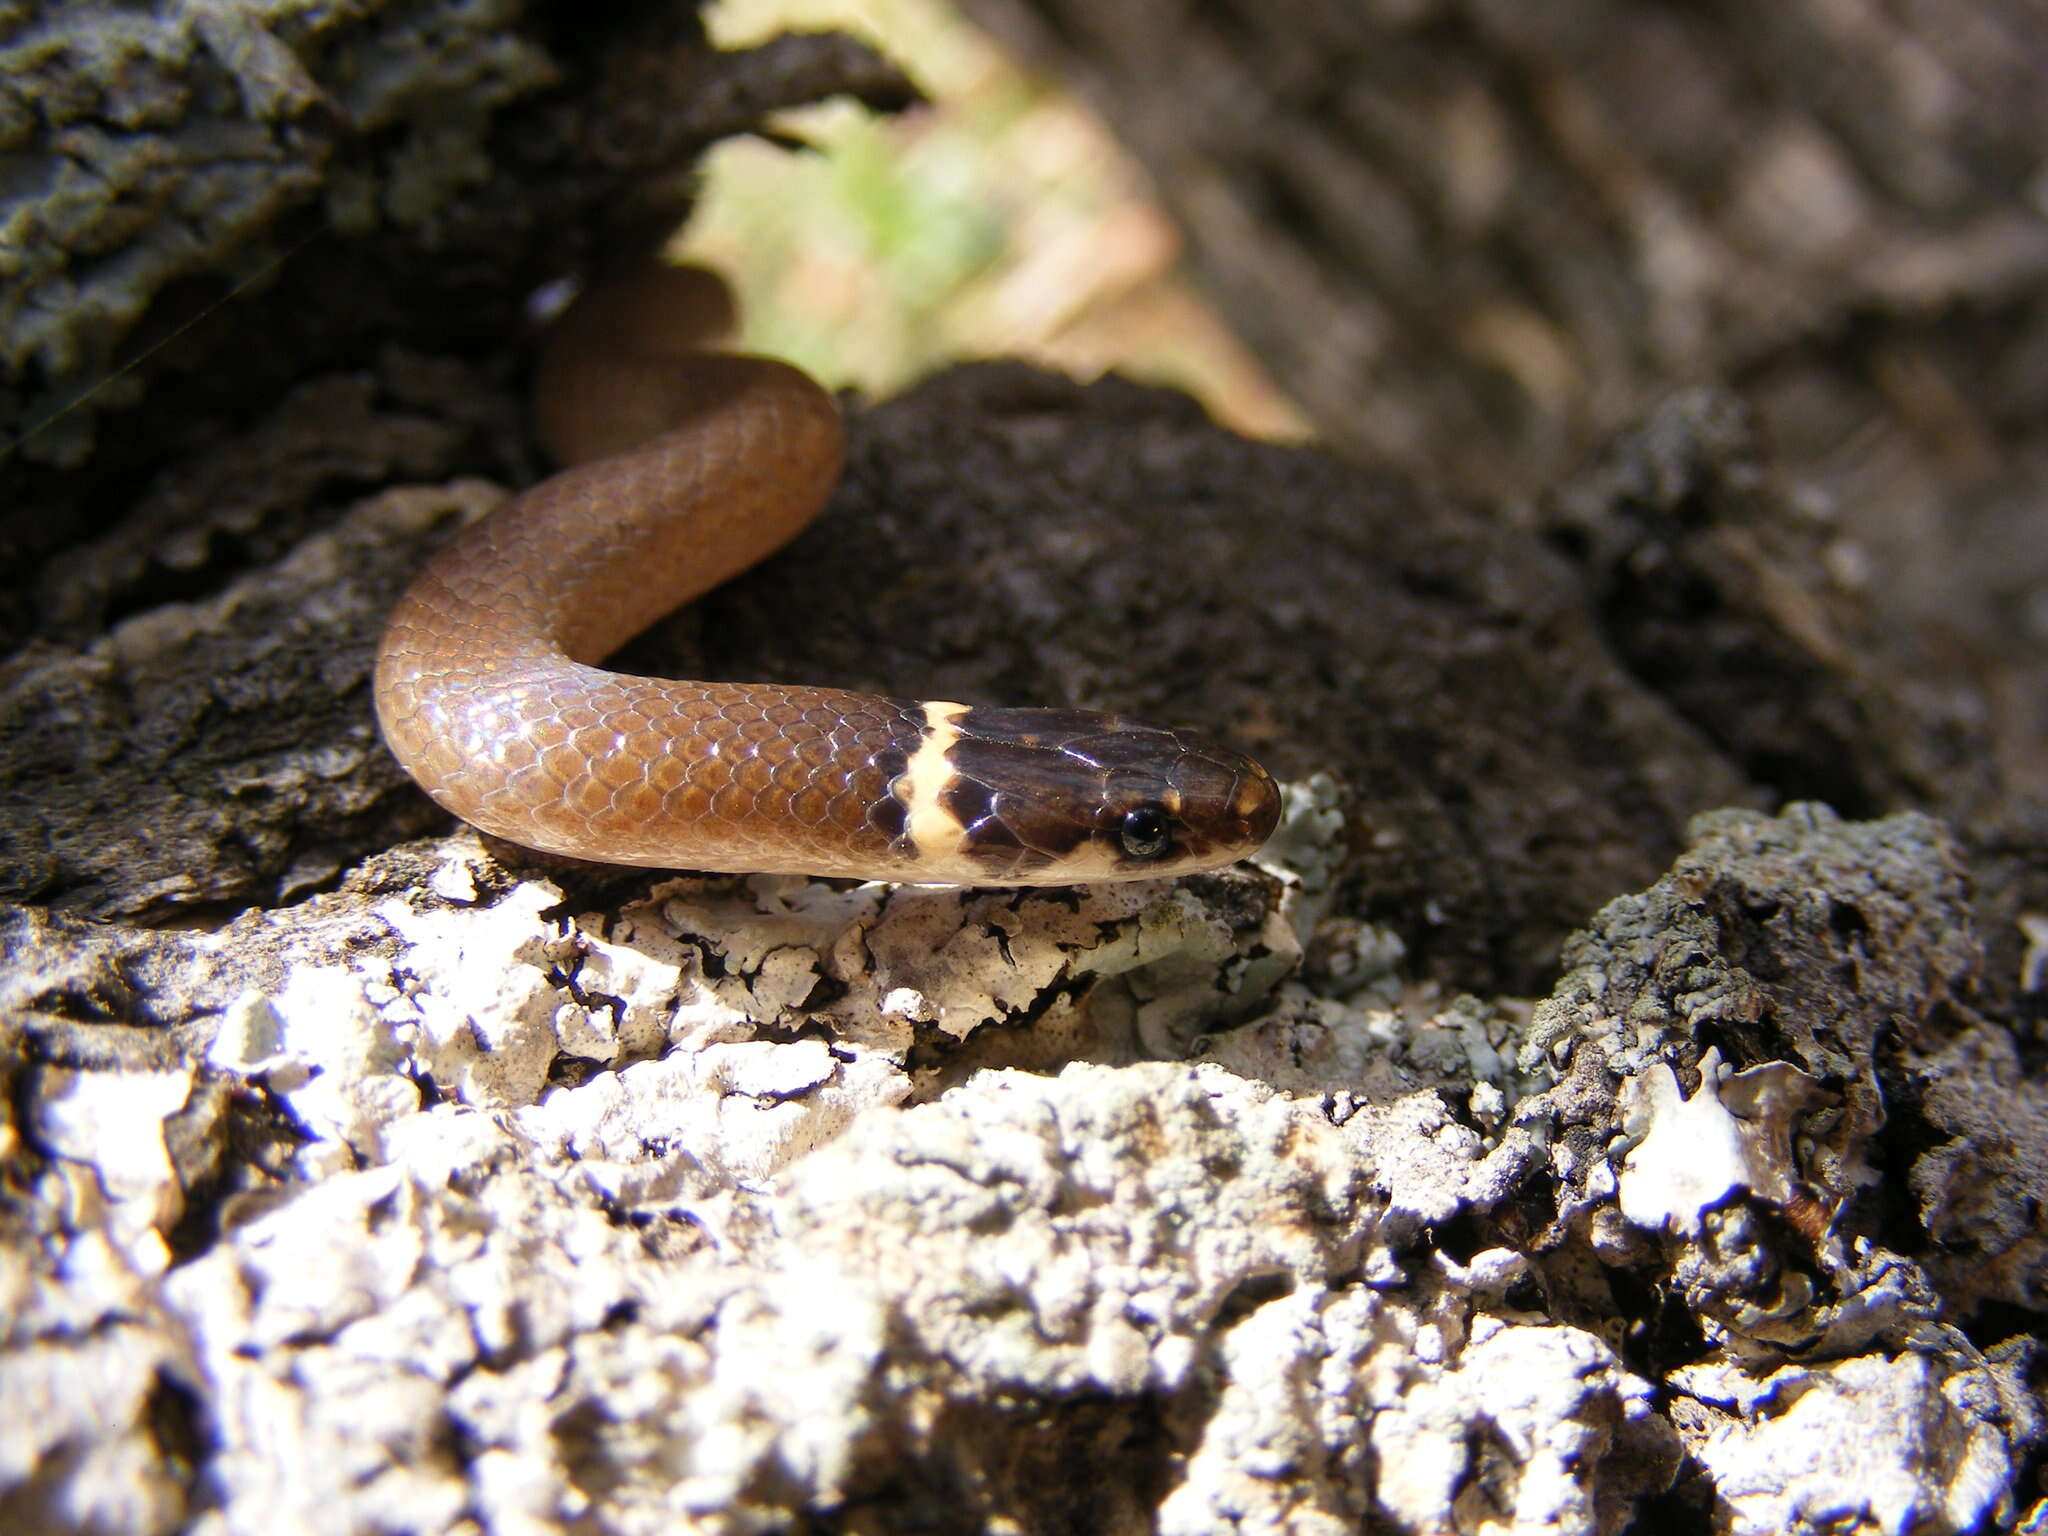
[374,266,1280,885]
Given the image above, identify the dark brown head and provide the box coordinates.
[895,705,1281,885]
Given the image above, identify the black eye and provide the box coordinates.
[1118,806,1171,860]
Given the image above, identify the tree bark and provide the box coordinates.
[2,3,2043,1533]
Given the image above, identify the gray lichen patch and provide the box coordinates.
[1524,802,1983,1228]
[1669,1345,2041,1536]
[1500,802,2046,1530]
[5,793,2046,1533]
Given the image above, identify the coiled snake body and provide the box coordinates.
[374,267,1279,885]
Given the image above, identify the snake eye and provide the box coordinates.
[1118,805,1171,860]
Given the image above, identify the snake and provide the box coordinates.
[373,265,1280,886]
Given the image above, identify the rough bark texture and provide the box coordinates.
[2,3,2044,1534]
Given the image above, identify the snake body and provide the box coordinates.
[374,267,1279,885]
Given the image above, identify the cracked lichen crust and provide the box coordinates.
[1512,802,2045,1533]
[5,795,2047,1533]
[1524,803,1981,1231]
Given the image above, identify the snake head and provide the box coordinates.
[912,705,1281,886]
